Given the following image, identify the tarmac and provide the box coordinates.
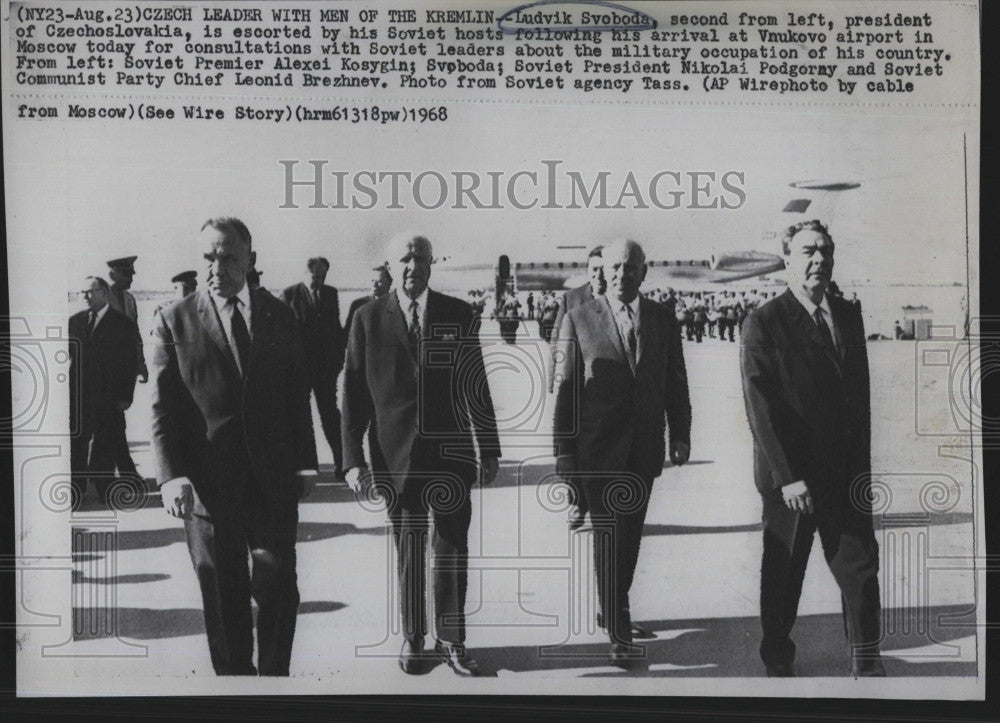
[64,317,979,688]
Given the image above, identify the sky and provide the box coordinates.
[6,97,974,298]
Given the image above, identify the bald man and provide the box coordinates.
[342,234,501,677]
[553,239,691,667]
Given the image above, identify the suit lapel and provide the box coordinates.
[828,296,852,363]
[385,293,416,362]
[196,290,241,381]
[247,288,272,378]
[781,290,841,373]
[636,297,658,371]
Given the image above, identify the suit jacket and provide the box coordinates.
[740,289,871,504]
[150,288,317,519]
[281,282,344,372]
[107,286,146,370]
[344,295,373,339]
[553,295,691,482]
[548,283,594,393]
[342,290,501,490]
[68,306,138,415]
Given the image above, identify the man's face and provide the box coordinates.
[786,229,835,300]
[604,242,646,304]
[371,268,391,297]
[307,262,328,289]
[109,266,133,289]
[202,226,252,299]
[173,281,188,299]
[587,255,606,296]
[391,236,432,299]
[83,279,108,311]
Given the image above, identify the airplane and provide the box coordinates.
[426,180,859,294]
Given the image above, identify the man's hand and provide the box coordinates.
[161,477,194,520]
[781,480,814,514]
[115,399,131,413]
[296,471,317,500]
[345,466,373,496]
[670,441,690,466]
[479,457,499,486]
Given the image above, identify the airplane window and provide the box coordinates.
[558,262,564,269]
[571,262,578,268]
[543,263,549,269]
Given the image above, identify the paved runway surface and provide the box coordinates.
[66,318,979,684]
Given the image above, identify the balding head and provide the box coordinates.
[388,233,433,300]
[603,239,647,304]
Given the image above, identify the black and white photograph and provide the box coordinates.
[3,0,982,699]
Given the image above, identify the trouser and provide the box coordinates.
[385,475,473,645]
[70,406,118,505]
[582,472,653,644]
[184,496,300,676]
[311,366,343,471]
[759,491,881,668]
[110,407,137,476]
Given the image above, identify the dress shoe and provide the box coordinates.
[398,638,424,675]
[435,640,480,677]
[849,656,887,677]
[568,504,586,531]
[609,642,644,669]
[765,662,795,677]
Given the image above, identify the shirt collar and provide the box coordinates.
[92,302,110,323]
[396,286,428,312]
[789,285,832,320]
[609,294,640,318]
[213,283,251,310]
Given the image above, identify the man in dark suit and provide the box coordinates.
[153,270,197,318]
[548,245,605,391]
[342,233,501,677]
[69,276,139,509]
[105,255,147,481]
[740,219,884,677]
[553,239,691,667]
[548,245,606,529]
[152,217,317,676]
[342,263,392,474]
[344,263,392,338]
[282,258,345,477]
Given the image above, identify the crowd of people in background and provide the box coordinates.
[467,283,857,345]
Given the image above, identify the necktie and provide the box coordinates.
[407,300,420,357]
[623,304,637,363]
[813,307,836,352]
[228,297,251,374]
[86,311,97,336]
[312,287,320,309]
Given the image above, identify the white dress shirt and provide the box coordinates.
[210,284,253,376]
[789,285,841,352]
[89,301,111,332]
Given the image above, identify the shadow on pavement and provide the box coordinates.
[469,604,977,678]
[73,601,348,641]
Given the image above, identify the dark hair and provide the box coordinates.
[85,275,110,292]
[781,219,832,256]
[308,257,330,273]
[201,217,252,250]
[588,245,604,259]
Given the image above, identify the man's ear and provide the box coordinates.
[249,250,257,269]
